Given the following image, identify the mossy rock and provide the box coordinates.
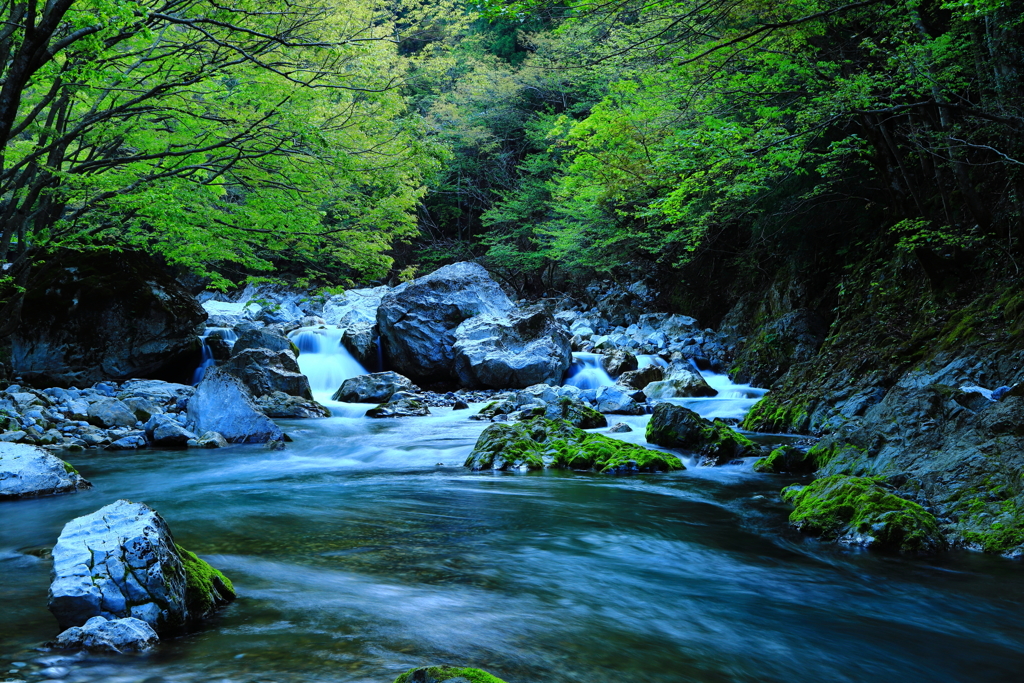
[753,445,817,474]
[466,418,683,474]
[175,544,236,622]
[781,476,945,553]
[393,665,507,683]
[473,395,606,429]
[646,403,760,465]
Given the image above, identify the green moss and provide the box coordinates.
[62,460,79,475]
[393,665,508,683]
[175,544,236,619]
[647,404,759,465]
[741,395,810,433]
[781,476,944,553]
[466,419,683,473]
[753,445,816,474]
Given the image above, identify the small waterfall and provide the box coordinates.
[675,370,769,421]
[191,327,239,385]
[564,352,615,389]
[288,327,368,397]
[636,354,668,369]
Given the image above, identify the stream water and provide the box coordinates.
[3,344,1024,683]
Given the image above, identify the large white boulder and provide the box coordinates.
[0,443,91,499]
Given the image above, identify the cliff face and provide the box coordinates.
[728,248,1024,553]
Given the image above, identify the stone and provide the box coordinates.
[106,434,148,450]
[465,418,683,473]
[53,616,159,654]
[783,476,945,553]
[86,399,139,428]
[643,367,717,399]
[393,666,508,683]
[222,348,311,399]
[753,445,817,474]
[341,322,379,369]
[332,371,416,403]
[472,385,607,429]
[365,397,431,418]
[594,385,645,415]
[231,327,297,357]
[255,392,331,418]
[601,349,638,378]
[48,500,235,634]
[452,399,470,410]
[186,367,283,443]
[0,443,91,499]
[609,422,633,433]
[10,250,206,387]
[377,262,514,385]
[323,286,389,327]
[145,414,197,446]
[117,379,194,408]
[616,365,665,390]
[452,305,572,389]
[193,431,228,449]
[646,403,761,466]
[122,397,162,422]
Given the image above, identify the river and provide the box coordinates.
[2,349,1024,683]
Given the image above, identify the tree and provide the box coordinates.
[0,0,435,335]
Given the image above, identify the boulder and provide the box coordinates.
[453,306,572,389]
[48,500,235,634]
[393,666,508,683]
[323,286,389,327]
[617,365,664,390]
[53,616,159,654]
[609,422,633,433]
[643,367,717,399]
[117,379,195,408]
[782,476,945,553]
[145,414,197,446]
[192,431,229,449]
[10,250,206,387]
[186,367,283,443]
[366,397,431,418]
[231,327,297,357]
[222,348,312,399]
[86,399,139,428]
[342,322,379,369]
[377,262,514,384]
[646,403,761,466]
[123,397,163,422]
[107,434,148,450]
[465,419,683,473]
[601,350,638,378]
[594,385,644,415]
[753,445,817,474]
[0,443,91,499]
[472,385,607,429]
[256,392,330,418]
[332,371,416,403]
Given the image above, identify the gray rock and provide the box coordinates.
[48,500,234,634]
[10,251,206,387]
[452,306,572,389]
[0,443,91,499]
[186,367,283,443]
[193,431,229,449]
[365,397,431,418]
[617,365,665,390]
[601,349,638,378]
[145,414,196,446]
[231,327,297,357]
[53,616,159,653]
[341,322,379,369]
[106,434,148,450]
[323,286,389,327]
[86,399,138,428]
[222,348,311,399]
[377,262,514,384]
[609,422,633,433]
[644,368,718,399]
[255,392,330,418]
[332,371,415,403]
[595,385,644,415]
[118,379,195,407]
[123,397,163,422]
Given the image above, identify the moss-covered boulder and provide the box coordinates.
[782,475,945,553]
[394,665,508,683]
[645,403,761,465]
[466,418,683,474]
[753,445,817,474]
[176,544,236,622]
[472,388,606,429]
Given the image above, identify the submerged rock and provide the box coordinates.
[366,397,431,418]
[53,616,159,654]
[0,443,91,499]
[645,404,760,466]
[48,499,235,634]
[377,262,515,385]
[466,418,683,473]
[452,305,572,389]
[782,476,945,553]
[332,371,416,403]
[186,367,283,443]
[394,666,508,683]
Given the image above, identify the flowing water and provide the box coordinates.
[3,355,1024,683]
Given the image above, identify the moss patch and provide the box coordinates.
[646,403,760,465]
[393,665,508,683]
[466,419,683,473]
[753,445,816,474]
[782,476,944,553]
[176,544,236,620]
